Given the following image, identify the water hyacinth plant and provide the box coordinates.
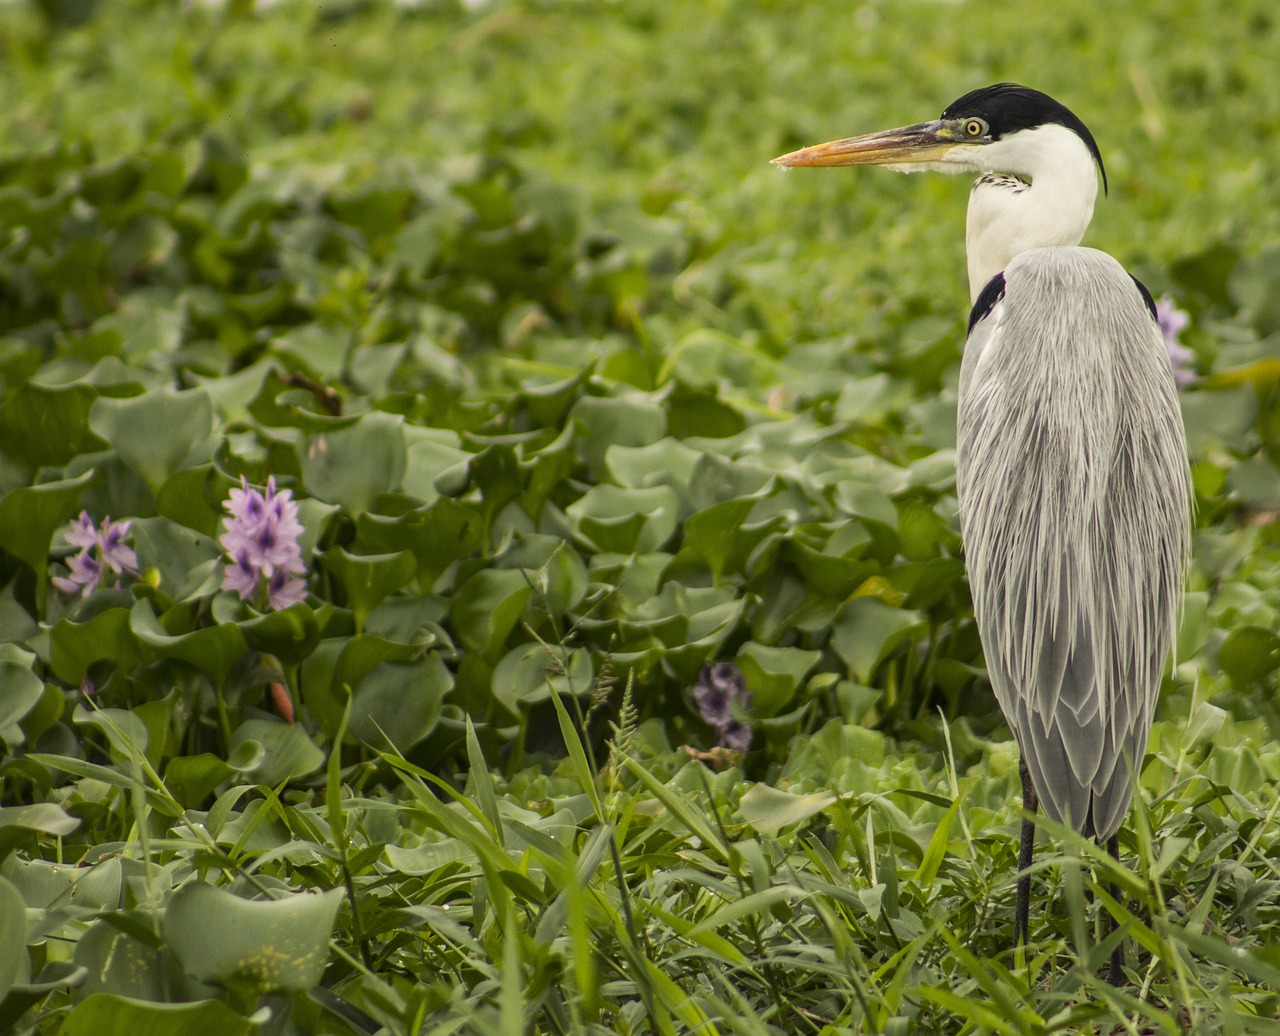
[219,476,309,612]
[1156,295,1195,388]
[693,661,753,752]
[51,512,138,597]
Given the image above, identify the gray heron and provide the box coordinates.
[774,84,1191,980]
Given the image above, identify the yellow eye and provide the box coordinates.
[965,119,985,137]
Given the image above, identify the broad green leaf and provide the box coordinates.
[50,606,148,686]
[0,875,26,1004]
[0,644,44,748]
[59,993,259,1036]
[163,883,341,996]
[449,568,533,658]
[734,642,821,718]
[239,603,321,665]
[322,547,415,632]
[566,484,680,554]
[569,394,666,477]
[739,783,837,838]
[356,498,484,586]
[1219,625,1280,688]
[349,652,451,752]
[228,720,324,786]
[0,469,96,578]
[0,804,80,863]
[830,598,926,684]
[129,600,247,689]
[300,410,406,514]
[0,382,104,470]
[492,643,594,712]
[90,388,214,492]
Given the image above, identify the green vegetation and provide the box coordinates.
[0,0,1278,1032]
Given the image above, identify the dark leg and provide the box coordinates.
[1105,833,1124,984]
[1016,757,1039,949]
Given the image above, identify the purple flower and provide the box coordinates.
[693,662,753,752]
[52,513,138,597]
[219,477,308,611]
[1155,296,1195,389]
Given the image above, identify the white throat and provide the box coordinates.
[962,124,1100,301]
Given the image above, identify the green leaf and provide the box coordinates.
[50,606,148,686]
[449,568,533,658]
[58,993,259,1036]
[349,652,451,752]
[164,883,341,996]
[0,875,26,1005]
[734,642,821,718]
[0,381,104,470]
[129,600,248,689]
[356,498,484,586]
[300,410,406,514]
[739,784,837,838]
[566,484,680,554]
[239,603,321,665]
[322,547,415,632]
[0,804,80,863]
[228,720,324,785]
[830,598,926,684]
[1219,625,1280,688]
[0,469,96,578]
[0,644,44,748]
[90,388,214,492]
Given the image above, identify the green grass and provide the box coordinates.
[0,0,1278,1032]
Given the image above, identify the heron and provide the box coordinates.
[773,84,1191,980]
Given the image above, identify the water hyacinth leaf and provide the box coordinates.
[0,875,26,1003]
[164,883,341,996]
[735,643,822,718]
[739,784,838,838]
[605,438,702,491]
[50,606,147,685]
[566,484,680,554]
[0,381,104,470]
[356,499,484,586]
[59,993,261,1036]
[229,719,324,785]
[449,568,533,657]
[831,597,927,684]
[130,600,248,690]
[239,602,321,665]
[127,517,222,601]
[0,468,96,578]
[73,704,150,761]
[349,652,451,751]
[492,643,594,712]
[331,634,421,696]
[0,804,80,863]
[1219,626,1280,688]
[0,645,44,748]
[495,535,588,616]
[90,388,214,492]
[322,547,416,632]
[300,410,406,514]
[165,745,264,808]
[570,393,667,477]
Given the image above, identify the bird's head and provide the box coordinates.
[772,83,1107,194]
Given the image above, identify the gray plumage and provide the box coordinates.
[957,247,1191,839]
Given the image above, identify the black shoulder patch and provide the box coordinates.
[1130,275,1158,322]
[968,272,1006,334]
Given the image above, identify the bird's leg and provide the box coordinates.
[1105,833,1123,984]
[1016,756,1038,950]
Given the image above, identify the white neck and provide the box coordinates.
[960,124,1100,301]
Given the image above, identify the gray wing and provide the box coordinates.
[957,246,1191,840]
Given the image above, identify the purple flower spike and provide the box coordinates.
[220,477,308,611]
[52,512,138,597]
[693,662,753,752]
[1155,296,1195,389]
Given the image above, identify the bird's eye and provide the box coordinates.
[964,119,987,137]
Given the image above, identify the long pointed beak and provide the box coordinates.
[772,121,961,168]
